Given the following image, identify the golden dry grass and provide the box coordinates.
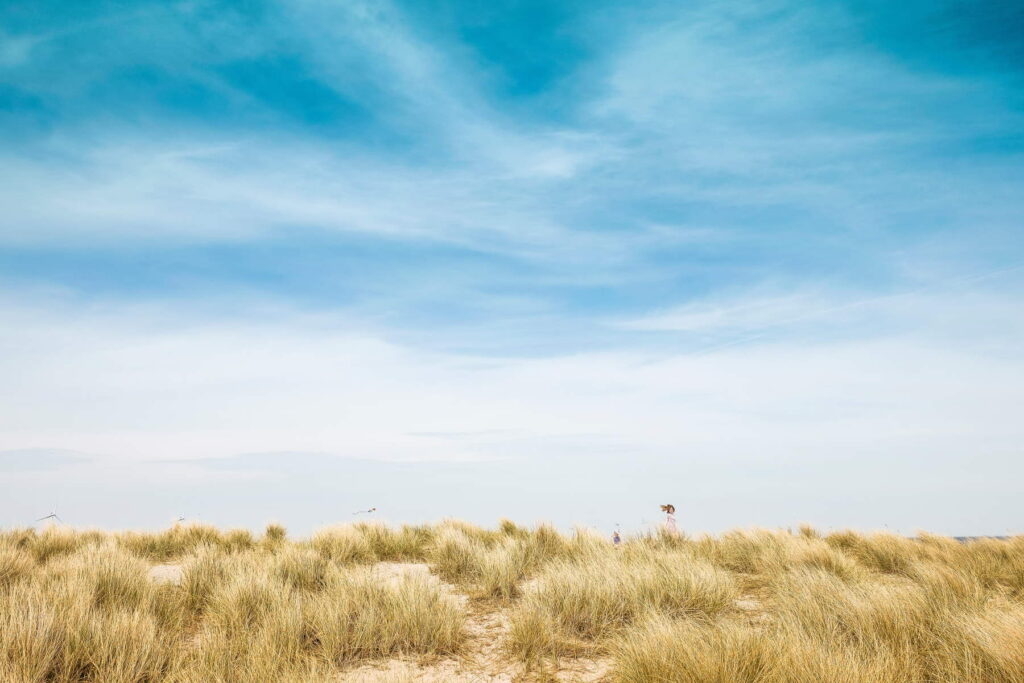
[0,522,1021,682]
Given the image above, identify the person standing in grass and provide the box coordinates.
[661,504,678,535]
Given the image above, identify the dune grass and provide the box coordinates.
[0,525,466,682]
[507,548,738,661]
[0,522,1021,682]
[608,533,1024,683]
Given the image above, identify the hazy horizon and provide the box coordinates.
[2,0,1023,535]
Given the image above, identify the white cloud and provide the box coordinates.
[2,282,1021,464]
[2,281,1022,532]
[0,139,532,246]
[620,290,832,333]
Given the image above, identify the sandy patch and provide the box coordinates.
[369,562,440,585]
[149,563,183,584]
[734,597,760,611]
[734,595,770,625]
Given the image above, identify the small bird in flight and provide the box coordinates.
[353,507,377,515]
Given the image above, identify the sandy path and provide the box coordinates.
[146,560,609,681]
[341,563,609,682]
[341,562,516,682]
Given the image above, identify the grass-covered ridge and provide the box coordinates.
[1,522,1022,681]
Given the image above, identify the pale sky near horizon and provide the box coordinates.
[2,0,1023,536]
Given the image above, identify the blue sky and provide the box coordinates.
[1,0,1023,534]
